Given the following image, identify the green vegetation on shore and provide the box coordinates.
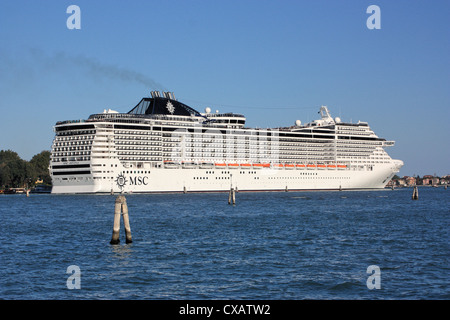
[0,150,51,189]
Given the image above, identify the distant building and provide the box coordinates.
[398,176,416,186]
[389,175,447,188]
[405,176,416,186]
[432,177,440,186]
[422,175,434,185]
[422,175,440,186]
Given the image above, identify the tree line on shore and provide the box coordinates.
[0,150,51,189]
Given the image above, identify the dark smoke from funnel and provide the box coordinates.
[28,48,166,91]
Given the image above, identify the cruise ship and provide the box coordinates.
[50,91,403,194]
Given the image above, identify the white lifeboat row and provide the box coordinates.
[163,161,348,170]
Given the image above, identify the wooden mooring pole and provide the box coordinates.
[110,195,132,244]
[412,185,419,200]
[228,187,236,205]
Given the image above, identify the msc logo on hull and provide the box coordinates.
[115,173,149,191]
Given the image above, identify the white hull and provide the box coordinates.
[51,162,399,194]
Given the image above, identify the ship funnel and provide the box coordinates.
[150,91,162,98]
[161,91,176,100]
[169,92,176,100]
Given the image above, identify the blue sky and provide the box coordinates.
[0,0,448,176]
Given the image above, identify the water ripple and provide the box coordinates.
[0,188,448,299]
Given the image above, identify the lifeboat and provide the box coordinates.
[182,161,197,169]
[164,160,179,169]
[306,164,316,169]
[252,163,263,169]
[296,164,306,169]
[240,163,251,169]
[228,163,239,169]
[215,163,227,168]
[337,164,347,170]
[199,162,214,169]
[327,164,337,169]
[317,164,326,170]
[273,163,284,169]
[285,164,295,169]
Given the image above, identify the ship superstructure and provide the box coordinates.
[50,91,403,193]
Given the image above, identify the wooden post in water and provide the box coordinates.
[110,197,122,244]
[228,187,236,205]
[121,197,132,244]
[412,185,419,200]
[110,195,132,244]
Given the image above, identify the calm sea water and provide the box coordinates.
[0,187,448,300]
